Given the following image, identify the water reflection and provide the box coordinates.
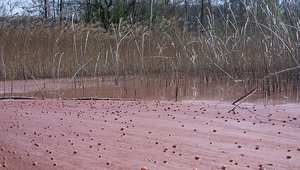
[5,75,299,104]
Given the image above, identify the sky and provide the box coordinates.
[0,0,23,16]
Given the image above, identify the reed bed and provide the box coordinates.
[0,3,299,101]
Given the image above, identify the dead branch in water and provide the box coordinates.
[230,65,300,112]
[0,96,37,100]
[32,83,46,98]
[31,76,45,99]
[70,97,139,101]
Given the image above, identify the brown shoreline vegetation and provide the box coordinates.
[1,0,300,101]
[1,99,300,169]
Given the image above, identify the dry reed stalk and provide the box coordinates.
[52,52,59,82]
[141,32,148,73]
[60,55,98,99]
[127,25,143,72]
[257,22,299,66]
[111,21,130,86]
[1,46,6,98]
[232,65,300,107]
[79,31,90,89]
[57,52,64,80]
[23,68,26,92]
[72,13,78,90]
[93,52,102,85]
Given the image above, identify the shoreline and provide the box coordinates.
[1,99,299,169]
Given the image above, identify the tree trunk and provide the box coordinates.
[44,0,48,20]
[200,0,204,26]
[59,0,63,22]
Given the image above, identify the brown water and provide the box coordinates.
[1,75,299,104]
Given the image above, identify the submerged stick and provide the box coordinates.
[31,76,45,99]
[60,55,98,99]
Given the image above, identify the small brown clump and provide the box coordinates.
[195,155,200,160]
[163,148,168,152]
[141,167,147,170]
[73,150,78,154]
[213,129,217,132]
[221,165,227,169]
[287,155,292,159]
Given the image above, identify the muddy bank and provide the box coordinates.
[1,99,299,169]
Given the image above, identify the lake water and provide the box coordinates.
[1,75,299,104]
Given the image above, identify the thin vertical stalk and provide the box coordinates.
[1,46,6,98]
[94,52,102,83]
[52,52,58,83]
[57,52,64,80]
[72,13,77,90]
[149,0,153,73]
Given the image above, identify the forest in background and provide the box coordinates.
[0,0,300,99]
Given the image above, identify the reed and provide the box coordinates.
[0,1,299,101]
[1,46,6,97]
